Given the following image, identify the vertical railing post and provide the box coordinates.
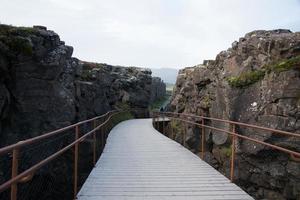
[162,115,165,135]
[201,118,205,160]
[230,123,236,182]
[171,121,174,140]
[183,123,186,147]
[11,147,19,200]
[74,125,79,200]
[101,118,104,151]
[104,120,108,145]
[93,120,97,167]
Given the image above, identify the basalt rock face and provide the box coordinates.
[77,61,152,121]
[169,30,300,199]
[0,24,153,199]
[0,24,78,146]
[150,77,166,103]
[0,24,152,147]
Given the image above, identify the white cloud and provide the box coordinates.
[0,0,299,69]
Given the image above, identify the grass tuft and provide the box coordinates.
[226,55,300,88]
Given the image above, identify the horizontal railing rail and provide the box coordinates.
[0,108,147,200]
[0,111,117,155]
[155,111,300,138]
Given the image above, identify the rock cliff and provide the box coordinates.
[0,24,165,200]
[168,30,300,199]
[150,77,166,103]
[0,24,154,146]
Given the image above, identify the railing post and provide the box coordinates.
[201,118,205,160]
[183,123,186,147]
[74,125,79,200]
[230,124,236,182]
[104,121,107,145]
[93,120,97,167]
[11,147,19,200]
[162,116,165,135]
[101,122,104,150]
[171,122,174,140]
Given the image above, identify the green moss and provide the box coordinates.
[0,25,38,36]
[201,95,211,108]
[0,25,35,56]
[10,37,32,56]
[170,120,184,134]
[264,55,300,73]
[149,95,170,110]
[220,146,232,157]
[226,55,300,88]
[0,36,33,56]
[115,102,131,110]
[226,69,265,88]
[80,69,93,80]
[111,111,134,125]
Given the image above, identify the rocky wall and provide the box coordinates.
[168,29,300,199]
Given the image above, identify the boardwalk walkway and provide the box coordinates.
[77,119,253,200]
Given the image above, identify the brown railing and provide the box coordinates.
[0,109,145,200]
[152,111,300,183]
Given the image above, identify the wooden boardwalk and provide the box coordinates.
[77,119,253,200]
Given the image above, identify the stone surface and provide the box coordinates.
[150,77,166,103]
[0,24,154,146]
[168,29,300,199]
[0,24,160,199]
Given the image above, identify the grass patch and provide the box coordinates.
[0,24,35,56]
[226,70,265,88]
[227,55,300,88]
[166,83,174,92]
[111,111,134,125]
[115,102,131,110]
[0,24,38,36]
[265,55,300,73]
[220,145,232,157]
[150,95,170,110]
[170,120,185,140]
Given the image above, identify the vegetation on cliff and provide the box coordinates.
[227,55,300,88]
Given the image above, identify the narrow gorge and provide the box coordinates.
[0,24,299,200]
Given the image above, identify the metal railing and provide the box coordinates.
[152,111,300,183]
[0,109,146,200]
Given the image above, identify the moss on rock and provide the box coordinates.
[226,70,265,88]
[227,55,300,88]
[264,55,300,73]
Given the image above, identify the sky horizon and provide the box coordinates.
[1,0,300,69]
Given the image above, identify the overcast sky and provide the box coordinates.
[1,0,300,69]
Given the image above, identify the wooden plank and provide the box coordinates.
[77,119,253,200]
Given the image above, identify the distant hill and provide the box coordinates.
[151,68,179,84]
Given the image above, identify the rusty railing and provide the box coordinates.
[0,109,144,200]
[152,111,300,183]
